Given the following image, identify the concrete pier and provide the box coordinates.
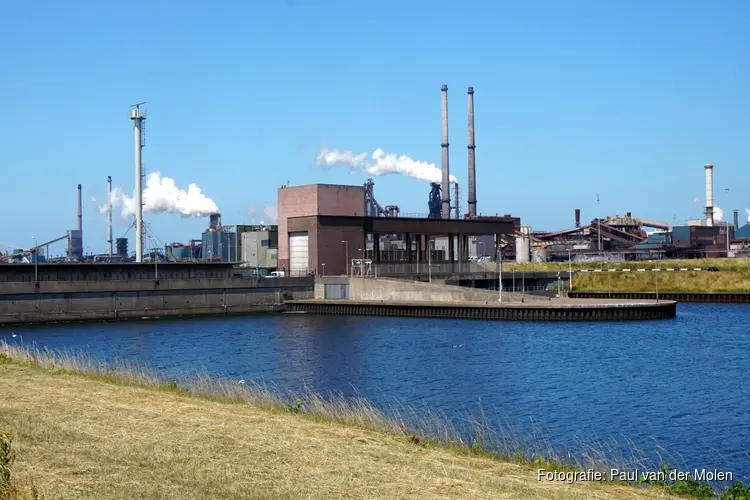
[286,299,676,321]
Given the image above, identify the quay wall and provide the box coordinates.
[315,277,544,303]
[569,291,750,303]
[0,276,314,326]
[287,300,677,321]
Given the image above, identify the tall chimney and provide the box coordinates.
[77,184,82,232]
[734,209,739,230]
[467,87,477,217]
[130,104,146,263]
[575,208,581,227]
[441,84,451,219]
[704,163,714,226]
[107,176,113,255]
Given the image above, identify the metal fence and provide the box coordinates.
[374,262,498,277]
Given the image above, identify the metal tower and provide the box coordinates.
[130,102,146,262]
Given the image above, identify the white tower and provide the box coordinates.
[704,163,714,227]
[107,175,113,255]
[130,102,146,262]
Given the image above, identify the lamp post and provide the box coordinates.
[32,236,37,282]
[497,243,503,303]
[568,248,573,293]
[322,263,325,276]
[428,239,434,283]
[725,188,730,258]
[341,240,349,276]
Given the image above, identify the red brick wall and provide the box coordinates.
[317,185,365,216]
[278,185,318,272]
[278,185,365,273]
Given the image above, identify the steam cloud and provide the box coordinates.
[247,203,278,224]
[316,146,458,184]
[714,207,724,222]
[746,208,750,223]
[102,172,219,218]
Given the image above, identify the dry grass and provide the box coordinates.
[0,344,681,499]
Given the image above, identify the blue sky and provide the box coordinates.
[3,0,748,256]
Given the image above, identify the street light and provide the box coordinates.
[497,243,503,303]
[341,241,349,276]
[428,239,434,283]
[32,236,37,282]
[568,248,573,293]
[322,263,325,276]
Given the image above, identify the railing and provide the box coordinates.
[373,262,498,276]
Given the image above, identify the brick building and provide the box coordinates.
[277,183,518,277]
[278,184,365,276]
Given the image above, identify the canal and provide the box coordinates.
[3,302,749,481]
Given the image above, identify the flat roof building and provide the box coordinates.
[278,183,519,276]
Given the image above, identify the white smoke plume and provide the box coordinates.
[746,208,750,223]
[102,172,220,218]
[316,146,458,184]
[713,206,724,222]
[264,204,278,222]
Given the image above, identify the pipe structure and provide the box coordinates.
[107,175,113,255]
[467,87,477,217]
[441,84,451,219]
[130,104,146,262]
[734,209,739,230]
[704,163,714,226]
[454,182,460,219]
[77,184,82,232]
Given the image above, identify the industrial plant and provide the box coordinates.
[2,86,749,276]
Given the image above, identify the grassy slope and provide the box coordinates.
[0,362,678,500]
[500,259,750,292]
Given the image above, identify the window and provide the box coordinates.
[261,240,269,247]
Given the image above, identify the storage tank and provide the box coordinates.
[532,246,549,262]
[515,226,532,262]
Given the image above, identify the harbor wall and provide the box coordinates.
[287,299,677,321]
[315,277,542,303]
[0,276,314,325]
[570,291,750,303]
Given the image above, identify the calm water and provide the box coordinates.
[3,303,750,480]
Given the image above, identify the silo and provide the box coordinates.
[515,226,532,262]
[532,246,549,262]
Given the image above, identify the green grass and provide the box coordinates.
[501,258,750,293]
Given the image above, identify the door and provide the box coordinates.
[324,284,349,299]
[289,232,309,276]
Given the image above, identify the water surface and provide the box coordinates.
[4,303,749,480]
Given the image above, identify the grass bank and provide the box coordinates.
[501,259,750,293]
[0,343,737,499]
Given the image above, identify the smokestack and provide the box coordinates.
[441,84,451,219]
[77,184,82,232]
[575,208,581,227]
[734,209,739,230]
[130,103,146,262]
[704,163,714,226]
[467,87,477,218]
[107,176,113,255]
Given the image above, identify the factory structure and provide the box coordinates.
[3,86,750,273]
